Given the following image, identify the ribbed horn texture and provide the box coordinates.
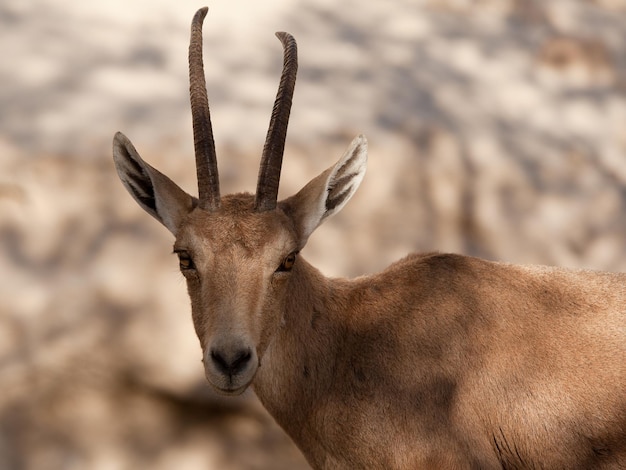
[189,7,220,210]
[254,32,298,212]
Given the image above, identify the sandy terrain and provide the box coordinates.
[1,0,625,468]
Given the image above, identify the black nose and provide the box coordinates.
[210,347,253,376]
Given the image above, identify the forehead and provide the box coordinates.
[175,193,296,254]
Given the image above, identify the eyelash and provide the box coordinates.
[276,252,298,273]
[175,251,195,271]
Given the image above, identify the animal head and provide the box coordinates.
[112,7,367,395]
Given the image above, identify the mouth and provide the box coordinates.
[204,367,255,396]
[208,380,250,396]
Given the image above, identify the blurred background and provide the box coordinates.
[1,0,625,468]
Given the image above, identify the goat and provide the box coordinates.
[112,7,626,469]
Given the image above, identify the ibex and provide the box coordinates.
[113,7,626,469]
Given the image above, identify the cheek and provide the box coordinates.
[184,276,213,347]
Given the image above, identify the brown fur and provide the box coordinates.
[252,249,626,468]
[112,8,626,466]
[115,190,626,469]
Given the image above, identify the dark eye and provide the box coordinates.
[276,252,298,273]
[175,251,195,271]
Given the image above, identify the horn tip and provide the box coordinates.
[194,6,209,21]
[275,31,295,43]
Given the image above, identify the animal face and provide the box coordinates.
[112,7,367,395]
[172,194,299,393]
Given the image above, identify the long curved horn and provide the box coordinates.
[254,32,298,212]
[189,7,220,210]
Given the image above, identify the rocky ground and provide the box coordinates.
[1,0,625,468]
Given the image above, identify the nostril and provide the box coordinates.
[210,349,228,372]
[210,347,252,375]
[232,349,251,370]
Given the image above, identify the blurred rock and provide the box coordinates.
[1,0,626,469]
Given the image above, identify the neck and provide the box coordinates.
[252,257,345,450]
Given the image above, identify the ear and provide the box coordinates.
[112,132,196,235]
[281,134,367,248]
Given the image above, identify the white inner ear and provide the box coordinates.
[113,132,194,235]
[280,134,368,247]
[323,134,368,221]
[300,134,368,239]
